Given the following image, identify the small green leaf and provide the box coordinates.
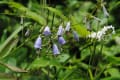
[57,54,70,63]
[1,38,18,59]
[29,57,49,69]
[105,68,120,77]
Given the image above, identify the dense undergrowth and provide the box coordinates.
[0,0,120,80]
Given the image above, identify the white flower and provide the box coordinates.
[88,32,96,38]
[65,22,70,31]
[88,25,115,41]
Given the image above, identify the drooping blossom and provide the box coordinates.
[53,44,60,55]
[43,26,51,36]
[57,25,64,36]
[34,36,42,49]
[58,36,66,45]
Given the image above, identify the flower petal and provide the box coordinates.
[34,36,42,49]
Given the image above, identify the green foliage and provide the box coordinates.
[0,0,120,80]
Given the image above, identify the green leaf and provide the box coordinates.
[107,56,120,64]
[0,22,30,59]
[61,68,76,80]
[105,68,120,77]
[50,58,61,67]
[29,57,49,69]
[1,38,18,59]
[57,54,70,63]
[101,77,120,80]
[45,6,67,20]
[71,16,90,37]
[0,61,28,73]
[0,1,45,25]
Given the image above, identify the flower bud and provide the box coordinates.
[65,22,70,31]
[34,36,42,49]
[25,29,30,37]
[43,26,51,36]
[58,36,66,45]
[65,22,70,32]
[57,25,64,36]
[53,44,60,55]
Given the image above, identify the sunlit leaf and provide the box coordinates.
[71,16,90,37]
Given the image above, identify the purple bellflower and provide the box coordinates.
[57,25,64,36]
[53,44,60,55]
[73,31,79,41]
[43,26,51,36]
[34,36,42,49]
[65,22,70,31]
[58,36,66,45]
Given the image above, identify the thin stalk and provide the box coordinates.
[88,69,94,80]
[46,10,50,25]
[47,66,50,80]
[87,46,93,76]
[20,16,24,42]
[94,40,104,77]
[53,66,57,80]
[91,41,97,66]
[51,13,55,31]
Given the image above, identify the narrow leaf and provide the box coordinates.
[0,61,28,73]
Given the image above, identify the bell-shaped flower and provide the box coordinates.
[53,44,60,55]
[57,25,64,36]
[43,26,51,36]
[73,31,79,41]
[65,22,70,31]
[34,36,42,49]
[58,36,66,45]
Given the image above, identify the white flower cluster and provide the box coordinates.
[88,25,115,41]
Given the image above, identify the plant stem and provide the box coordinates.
[88,69,94,80]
